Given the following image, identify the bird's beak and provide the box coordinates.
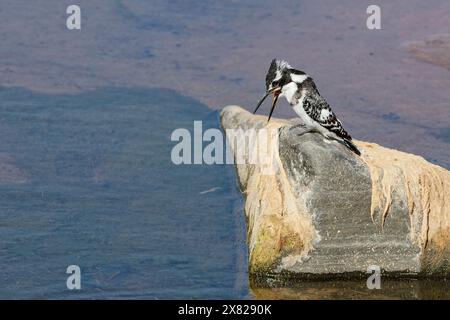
[253,91,270,114]
[253,87,281,123]
[267,91,280,123]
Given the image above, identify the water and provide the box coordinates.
[0,0,449,300]
[0,87,448,299]
[250,278,450,300]
[0,87,249,299]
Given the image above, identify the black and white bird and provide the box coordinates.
[254,59,361,156]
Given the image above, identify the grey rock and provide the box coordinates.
[278,126,419,275]
[220,105,449,277]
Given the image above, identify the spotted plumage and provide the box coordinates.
[301,79,353,141]
[254,59,361,156]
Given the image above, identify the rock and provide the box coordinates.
[405,34,450,70]
[220,105,449,277]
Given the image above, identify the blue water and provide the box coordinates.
[1,87,447,300]
[0,87,249,299]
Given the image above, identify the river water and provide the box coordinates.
[0,87,249,299]
[0,87,447,299]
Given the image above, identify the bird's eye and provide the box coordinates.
[272,80,280,87]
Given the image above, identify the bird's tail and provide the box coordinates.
[343,138,361,156]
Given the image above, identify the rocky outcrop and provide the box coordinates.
[220,105,449,277]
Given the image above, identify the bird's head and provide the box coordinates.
[265,58,291,94]
[254,59,308,122]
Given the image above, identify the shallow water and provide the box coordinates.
[250,278,450,300]
[0,87,249,299]
[0,87,448,299]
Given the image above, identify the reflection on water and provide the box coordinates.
[250,277,450,300]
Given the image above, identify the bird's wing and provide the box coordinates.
[303,95,352,141]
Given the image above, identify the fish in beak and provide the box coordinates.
[253,87,281,123]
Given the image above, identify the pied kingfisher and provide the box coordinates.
[254,59,361,156]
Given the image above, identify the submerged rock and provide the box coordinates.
[405,34,450,70]
[221,105,449,277]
